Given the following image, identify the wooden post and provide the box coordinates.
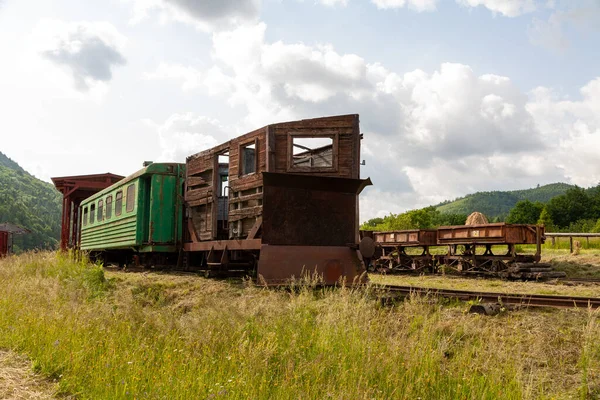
[570,236,573,254]
[535,225,541,262]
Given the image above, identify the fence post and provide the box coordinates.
[570,236,573,254]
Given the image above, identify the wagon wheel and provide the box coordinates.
[491,260,508,273]
[458,259,475,274]
[414,259,431,274]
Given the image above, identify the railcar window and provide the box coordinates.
[291,136,333,168]
[126,184,135,212]
[83,207,88,226]
[90,204,95,224]
[240,142,256,175]
[97,200,104,222]
[115,191,123,216]
[106,195,113,219]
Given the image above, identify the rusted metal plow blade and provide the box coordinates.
[257,172,371,286]
[257,245,366,286]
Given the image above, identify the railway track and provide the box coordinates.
[560,277,600,284]
[379,284,600,309]
[373,271,600,285]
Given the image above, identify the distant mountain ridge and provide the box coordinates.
[435,183,576,218]
[0,151,61,251]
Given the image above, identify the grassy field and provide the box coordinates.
[0,252,599,399]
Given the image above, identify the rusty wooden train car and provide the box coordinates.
[365,223,563,278]
[183,114,371,284]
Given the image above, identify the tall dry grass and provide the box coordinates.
[0,252,598,399]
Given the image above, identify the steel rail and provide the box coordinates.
[372,271,600,285]
[560,277,600,284]
[378,284,600,309]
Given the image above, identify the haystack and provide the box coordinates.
[465,212,489,225]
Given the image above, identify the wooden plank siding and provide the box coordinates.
[184,114,361,245]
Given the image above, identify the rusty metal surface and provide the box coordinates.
[257,245,367,285]
[0,231,7,257]
[359,236,376,259]
[372,229,437,247]
[261,172,371,246]
[0,224,29,257]
[367,224,549,277]
[437,223,543,245]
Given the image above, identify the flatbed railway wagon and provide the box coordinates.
[365,223,564,279]
[184,114,372,284]
[437,223,545,276]
[362,229,437,272]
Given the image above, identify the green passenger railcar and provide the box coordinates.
[79,163,185,260]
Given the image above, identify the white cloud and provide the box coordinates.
[146,113,232,162]
[456,0,538,17]
[527,78,600,187]
[34,20,126,92]
[528,1,600,50]
[319,0,349,7]
[127,0,261,31]
[146,21,600,219]
[144,63,204,90]
[371,0,438,12]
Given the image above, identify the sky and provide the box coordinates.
[0,0,599,220]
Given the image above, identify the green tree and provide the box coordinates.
[545,187,595,228]
[362,217,384,229]
[537,207,554,231]
[593,218,600,233]
[0,152,62,252]
[506,200,544,224]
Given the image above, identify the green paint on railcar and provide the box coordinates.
[79,163,185,253]
[149,173,178,244]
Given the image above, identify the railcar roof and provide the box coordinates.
[80,162,184,205]
[0,223,30,234]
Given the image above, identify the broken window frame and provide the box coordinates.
[287,132,338,173]
[238,138,258,177]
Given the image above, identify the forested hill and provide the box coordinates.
[435,183,576,218]
[0,151,61,252]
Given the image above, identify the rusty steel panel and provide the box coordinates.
[0,231,7,257]
[257,245,367,285]
[261,172,370,247]
[372,229,437,247]
[437,223,544,245]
